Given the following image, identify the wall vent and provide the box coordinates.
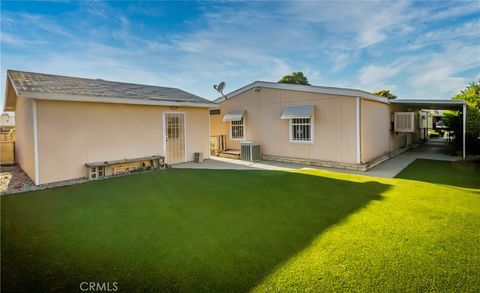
[394,112,415,132]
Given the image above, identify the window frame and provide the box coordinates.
[289,115,314,144]
[230,117,245,140]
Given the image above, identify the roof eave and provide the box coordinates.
[391,99,465,105]
[215,81,390,104]
[23,92,218,108]
[3,73,20,112]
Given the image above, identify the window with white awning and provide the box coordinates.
[280,105,314,119]
[223,110,245,122]
[224,110,246,140]
[281,105,314,143]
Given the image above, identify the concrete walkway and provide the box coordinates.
[174,140,461,178]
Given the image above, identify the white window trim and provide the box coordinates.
[289,115,314,144]
[230,117,245,140]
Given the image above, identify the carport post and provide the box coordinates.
[463,103,466,160]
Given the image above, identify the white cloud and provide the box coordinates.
[407,45,480,98]
[1,32,33,46]
[410,20,480,49]
[1,1,479,103]
[358,59,414,85]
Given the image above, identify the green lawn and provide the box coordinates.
[2,160,479,292]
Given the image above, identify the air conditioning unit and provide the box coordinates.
[240,141,261,162]
[394,112,415,132]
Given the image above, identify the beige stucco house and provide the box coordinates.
[3,70,215,185]
[210,81,466,170]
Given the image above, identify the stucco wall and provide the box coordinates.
[211,87,358,164]
[360,99,390,162]
[14,95,35,181]
[36,100,210,184]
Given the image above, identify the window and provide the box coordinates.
[210,109,220,115]
[230,118,244,139]
[290,118,313,143]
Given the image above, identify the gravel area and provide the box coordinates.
[1,165,168,196]
[1,165,36,195]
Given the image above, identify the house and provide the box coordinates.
[210,81,466,170]
[3,70,216,185]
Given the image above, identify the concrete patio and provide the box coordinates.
[174,140,461,178]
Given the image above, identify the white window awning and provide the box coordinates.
[281,105,314,119]
[223,110,246,122]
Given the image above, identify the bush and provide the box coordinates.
[444,81,480,155]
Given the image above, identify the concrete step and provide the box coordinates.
[219,152,240,160]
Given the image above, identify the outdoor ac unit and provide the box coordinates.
[240,141,261,162]
[394,112,415,133]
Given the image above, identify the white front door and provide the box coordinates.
[164,112,186,164]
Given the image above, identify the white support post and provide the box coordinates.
[463,103,466,160]
[356,97,361,164]
[33,99,40,185]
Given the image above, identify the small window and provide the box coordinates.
[210,109,220,115]
[230,118,244,140]
[290,118,313,143]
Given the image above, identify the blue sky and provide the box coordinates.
[1,0,479,105]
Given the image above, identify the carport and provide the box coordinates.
[390,99,467,159]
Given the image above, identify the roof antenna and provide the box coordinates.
[213,81,226,99]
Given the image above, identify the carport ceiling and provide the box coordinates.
[390,99,465,110]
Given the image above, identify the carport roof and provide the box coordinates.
[390,99,465,110]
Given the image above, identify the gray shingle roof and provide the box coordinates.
[7,70,212,105]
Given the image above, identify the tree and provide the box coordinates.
[278,72,310,85]
[373,89,397,99]
[452,80,480,108]
[443,80,480,155]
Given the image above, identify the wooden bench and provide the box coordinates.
[85,155,166,180]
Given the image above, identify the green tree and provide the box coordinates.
[373,89,397,99]
[443,80,480,155]
[452,80,480,108]
[278,72,310,85]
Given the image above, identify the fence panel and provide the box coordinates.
[0,141,15,165]
[0,134,15,141]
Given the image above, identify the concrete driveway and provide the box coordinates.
[174,140,461,178]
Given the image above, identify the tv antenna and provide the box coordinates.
[213,81,226,98]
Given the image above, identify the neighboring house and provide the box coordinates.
[210,81,466,170]
[3,70,216,185]
[0,113,15,133]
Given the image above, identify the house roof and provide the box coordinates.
[215,81,390,104]
[4,70,216,111]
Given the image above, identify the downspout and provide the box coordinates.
[463,103,466,160]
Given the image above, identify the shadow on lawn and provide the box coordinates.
[395,159,480,191]
[2,169,390,292]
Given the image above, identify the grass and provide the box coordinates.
[2,160,479,292]
[396,159,480,190]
